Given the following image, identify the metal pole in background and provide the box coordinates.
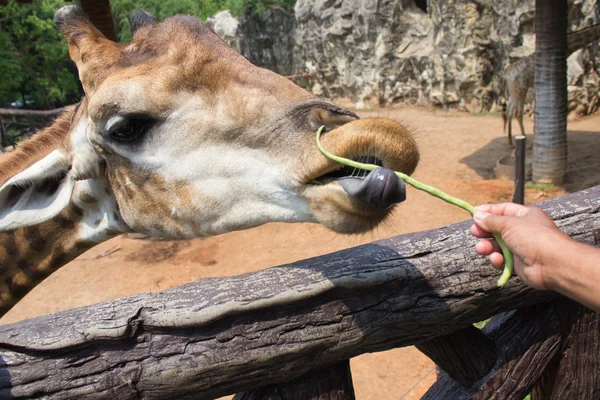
[512,135,527,205]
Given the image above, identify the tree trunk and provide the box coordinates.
[532,0,568,184]
[80,0,117,42]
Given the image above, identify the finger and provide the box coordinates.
[475,240,496,255]
[489,252,505,270]
[475,203,529,217]
[473,211,514,235]
[470,224,493,238]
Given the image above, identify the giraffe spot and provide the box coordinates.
[24,226,47,253]
[54,214,75,230]
[75,240,93,252]
[8,281,31,298]
[79,192,98,204]
[3,234,18,256]
[17,260,42,281]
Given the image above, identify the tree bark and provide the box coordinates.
[532,0,568,184]
[234,361,356,400]
[80,0,117,42]
[0,187,598,399]
[423,298,600,400]
[416,326,497,386]
[423,303,564,400]
[547,301,600,399]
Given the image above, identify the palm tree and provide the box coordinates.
[533,0,568,185]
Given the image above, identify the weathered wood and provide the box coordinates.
[547,300,600,399]
[0,187,598,399]
[530,351,561,399]
[234,361,355,400]
[0,107,67,118]
[425,299,600,400]
[423,303,564,400]
[416,326,497,386]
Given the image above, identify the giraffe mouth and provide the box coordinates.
[311,155,406,209]
[300,117,418,234]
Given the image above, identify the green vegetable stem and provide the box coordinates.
[315,126,514,286]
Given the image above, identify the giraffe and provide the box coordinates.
[503,22,600,146]
[0,6,420,317]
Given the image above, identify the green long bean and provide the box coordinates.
[315,126,514,286]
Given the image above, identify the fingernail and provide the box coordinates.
[473,211,489,222]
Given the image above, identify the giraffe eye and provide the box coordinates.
[105,115,153,143]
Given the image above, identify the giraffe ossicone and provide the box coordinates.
[0,5,420,316]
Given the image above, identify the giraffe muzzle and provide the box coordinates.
[338,168,406,209]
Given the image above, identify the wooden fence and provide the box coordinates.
[0,186,598,399]
[0,107,68,150]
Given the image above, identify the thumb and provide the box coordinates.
[473,211,509,235]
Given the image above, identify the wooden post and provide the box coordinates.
[423,303,564,400]
[532,300,600,399]
[512,135,527,205]
[234,361,355,400]
[416,326,497,386]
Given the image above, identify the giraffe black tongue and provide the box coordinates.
[338,168,406,209]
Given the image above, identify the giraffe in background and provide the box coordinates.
[503,23,600,146]
[0,6,420,316]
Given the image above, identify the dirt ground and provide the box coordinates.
[3,106,600,399]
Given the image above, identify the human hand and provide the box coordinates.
[471,203,564,290]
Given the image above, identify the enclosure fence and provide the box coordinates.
[0,186,599,399]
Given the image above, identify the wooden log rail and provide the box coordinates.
[0,107,67,118]
[0,186,598,399]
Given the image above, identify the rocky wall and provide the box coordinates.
[207,7,296,76]
[209,1,600,115]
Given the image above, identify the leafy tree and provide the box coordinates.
[111,0,297,42]
[0,0,82,109]
[0,0,297,108]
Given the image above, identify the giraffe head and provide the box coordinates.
[0,6,419,238]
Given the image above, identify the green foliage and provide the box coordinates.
[0,0,82,109]
[111,0,296,42]
[0,0,296,107]
[525,182,556,191]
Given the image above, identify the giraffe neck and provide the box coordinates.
[0,177,128,316]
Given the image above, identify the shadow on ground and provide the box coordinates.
[459,130,600,193]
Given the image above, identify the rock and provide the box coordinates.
[207,7,296,76]
[207,1,600,115]
[294,0,600,113]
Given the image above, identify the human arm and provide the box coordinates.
[471,203,600,312]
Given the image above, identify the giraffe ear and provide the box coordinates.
[0,150,75,232]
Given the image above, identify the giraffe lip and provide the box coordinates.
[313,155,384,183]
[339,168,406,209]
